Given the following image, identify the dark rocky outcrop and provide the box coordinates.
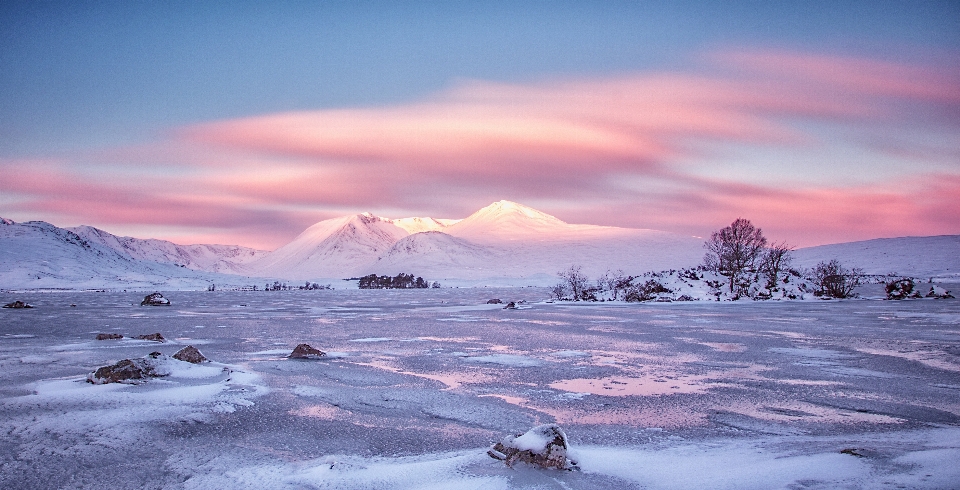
[140,292,170,306]
[173,345,208,364]
[96,333,123,340]
[486,299,503,304]
[3,301,34,309]
[136,333,165,342]
[289,343,326,359]
[487,424,578,470]
[87,352,167,384]
[503,301,517,309]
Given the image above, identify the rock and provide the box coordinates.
[486,299,503,304]
[173,345,207,363]
[140,292,170,306]
[87,352,169,384]
[487,424,578,470]
[96,333,123,340]
[136,332,165,342]
[503,301,517,309]
[289,343,326,359]
[927,286,955,299]
[2,301,33,309]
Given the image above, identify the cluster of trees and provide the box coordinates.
[300,281,332,290]
[703,218,794,297]
[553,218,866,301]
[358,273,438,289]
[552,266,672,302]
[703,218,862,299]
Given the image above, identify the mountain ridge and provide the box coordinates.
[2,208,959,289]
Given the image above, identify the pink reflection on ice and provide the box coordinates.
[550,374,711,397]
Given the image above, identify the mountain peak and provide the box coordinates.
[470,200,566,224]
[446,201,569,242]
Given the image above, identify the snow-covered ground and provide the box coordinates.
[1,289,958,489]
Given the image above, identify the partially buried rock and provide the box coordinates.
[96,333,123,340]
[927,286,955,299]
[136,332,165,342]
[140,292,170,306]
[87,352,169,384]
[488,424,578,470]
[289,343,326,359]
[3,300,33,309]
[486,299,503,304]
[173,345,207,363]
[503,301,517,309]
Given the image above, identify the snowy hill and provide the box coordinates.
[69,225,267,275]
[0,219,260,290]
[244,200,706,282]
[793,235,960,279]
[248,213,411,279]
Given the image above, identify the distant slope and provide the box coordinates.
[69,225,267,275]
[793,235,960,279]
[0,219,259,290]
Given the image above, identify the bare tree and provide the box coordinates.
[811,259,864,298]
[761,241,794,288]
[550,282,568,300]
[557,265,589,301]
[597,269,630,300]
[704,218,768,294]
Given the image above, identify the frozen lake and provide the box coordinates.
[1,289,959,489]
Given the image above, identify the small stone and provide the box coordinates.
[289,343,326,359]
[486,299,503,304]
[173,345,207,364]
[487,424,578,470]
[503,301,517,309]
[136,333,165,342]
[2,300,33,309]
[140,292,170,306]
[96,333,123,340]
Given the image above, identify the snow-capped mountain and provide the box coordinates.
[69,225,267,275]
[5,203,959,290]
[0,219,259,290]
[244,201,706,281]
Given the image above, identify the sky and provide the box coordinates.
[1,1,958,250]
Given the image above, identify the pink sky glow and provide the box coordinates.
[1,49,958,250]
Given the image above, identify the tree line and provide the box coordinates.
[358,273,438,289]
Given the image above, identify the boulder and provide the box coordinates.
[140,292,170,306]
[136,332,165,342]
[486,299,503,304]
[96,333,123,340]
[87,352,168,384]
[503,301,517,309]
[173,345,208,363]
[2,301,34,309]
[487,424,578,470]
[927,286,955,299]
[289,343,326,359]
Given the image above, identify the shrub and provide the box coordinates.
[625,280,672,302]
[811,260,863,299]
[885,278,919,300]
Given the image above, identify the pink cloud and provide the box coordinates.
[3,48,958,248]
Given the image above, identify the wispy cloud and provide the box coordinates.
[3,48,958,248]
